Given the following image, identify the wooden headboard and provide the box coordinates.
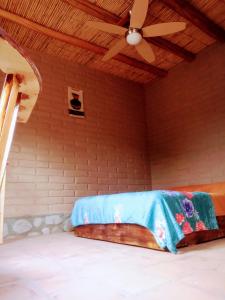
[170,181,225,216]
[170,181,225,195]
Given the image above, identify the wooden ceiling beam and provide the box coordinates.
[0,8,167,78]
[63,0,120,23]
[62,0,195,61]
[117,12,130,27]
[148,37,195,62]
[161,0,225,42]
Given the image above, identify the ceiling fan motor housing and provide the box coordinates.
[126,28,143,46]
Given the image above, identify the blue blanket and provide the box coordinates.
[71,190,218,253]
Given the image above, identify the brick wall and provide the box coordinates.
[145,43,225,189]
[4,50,151,218]
[4,41,224,223]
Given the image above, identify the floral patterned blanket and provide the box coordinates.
[71,190,218,253]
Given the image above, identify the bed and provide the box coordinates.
[71,182,225,253]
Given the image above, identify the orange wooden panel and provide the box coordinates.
[74,224,162,251]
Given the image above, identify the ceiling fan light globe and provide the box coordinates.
[126,32,142,46]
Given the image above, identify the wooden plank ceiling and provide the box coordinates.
[0,0,224,83]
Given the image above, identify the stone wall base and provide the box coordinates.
[3,214,72,241]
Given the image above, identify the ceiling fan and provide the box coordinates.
[86,0,186,64]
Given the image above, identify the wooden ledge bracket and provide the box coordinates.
[0,27,41,244]
[0,75,21,244]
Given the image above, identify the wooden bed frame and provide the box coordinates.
[74,182,225,251]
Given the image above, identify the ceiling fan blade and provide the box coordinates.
[130,0,149,29]
[86,21,127,35]
[142,22,186,37]
[135,39,155,63]
[102,38,127,61]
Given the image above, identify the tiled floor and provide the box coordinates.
[0,233,225,300]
